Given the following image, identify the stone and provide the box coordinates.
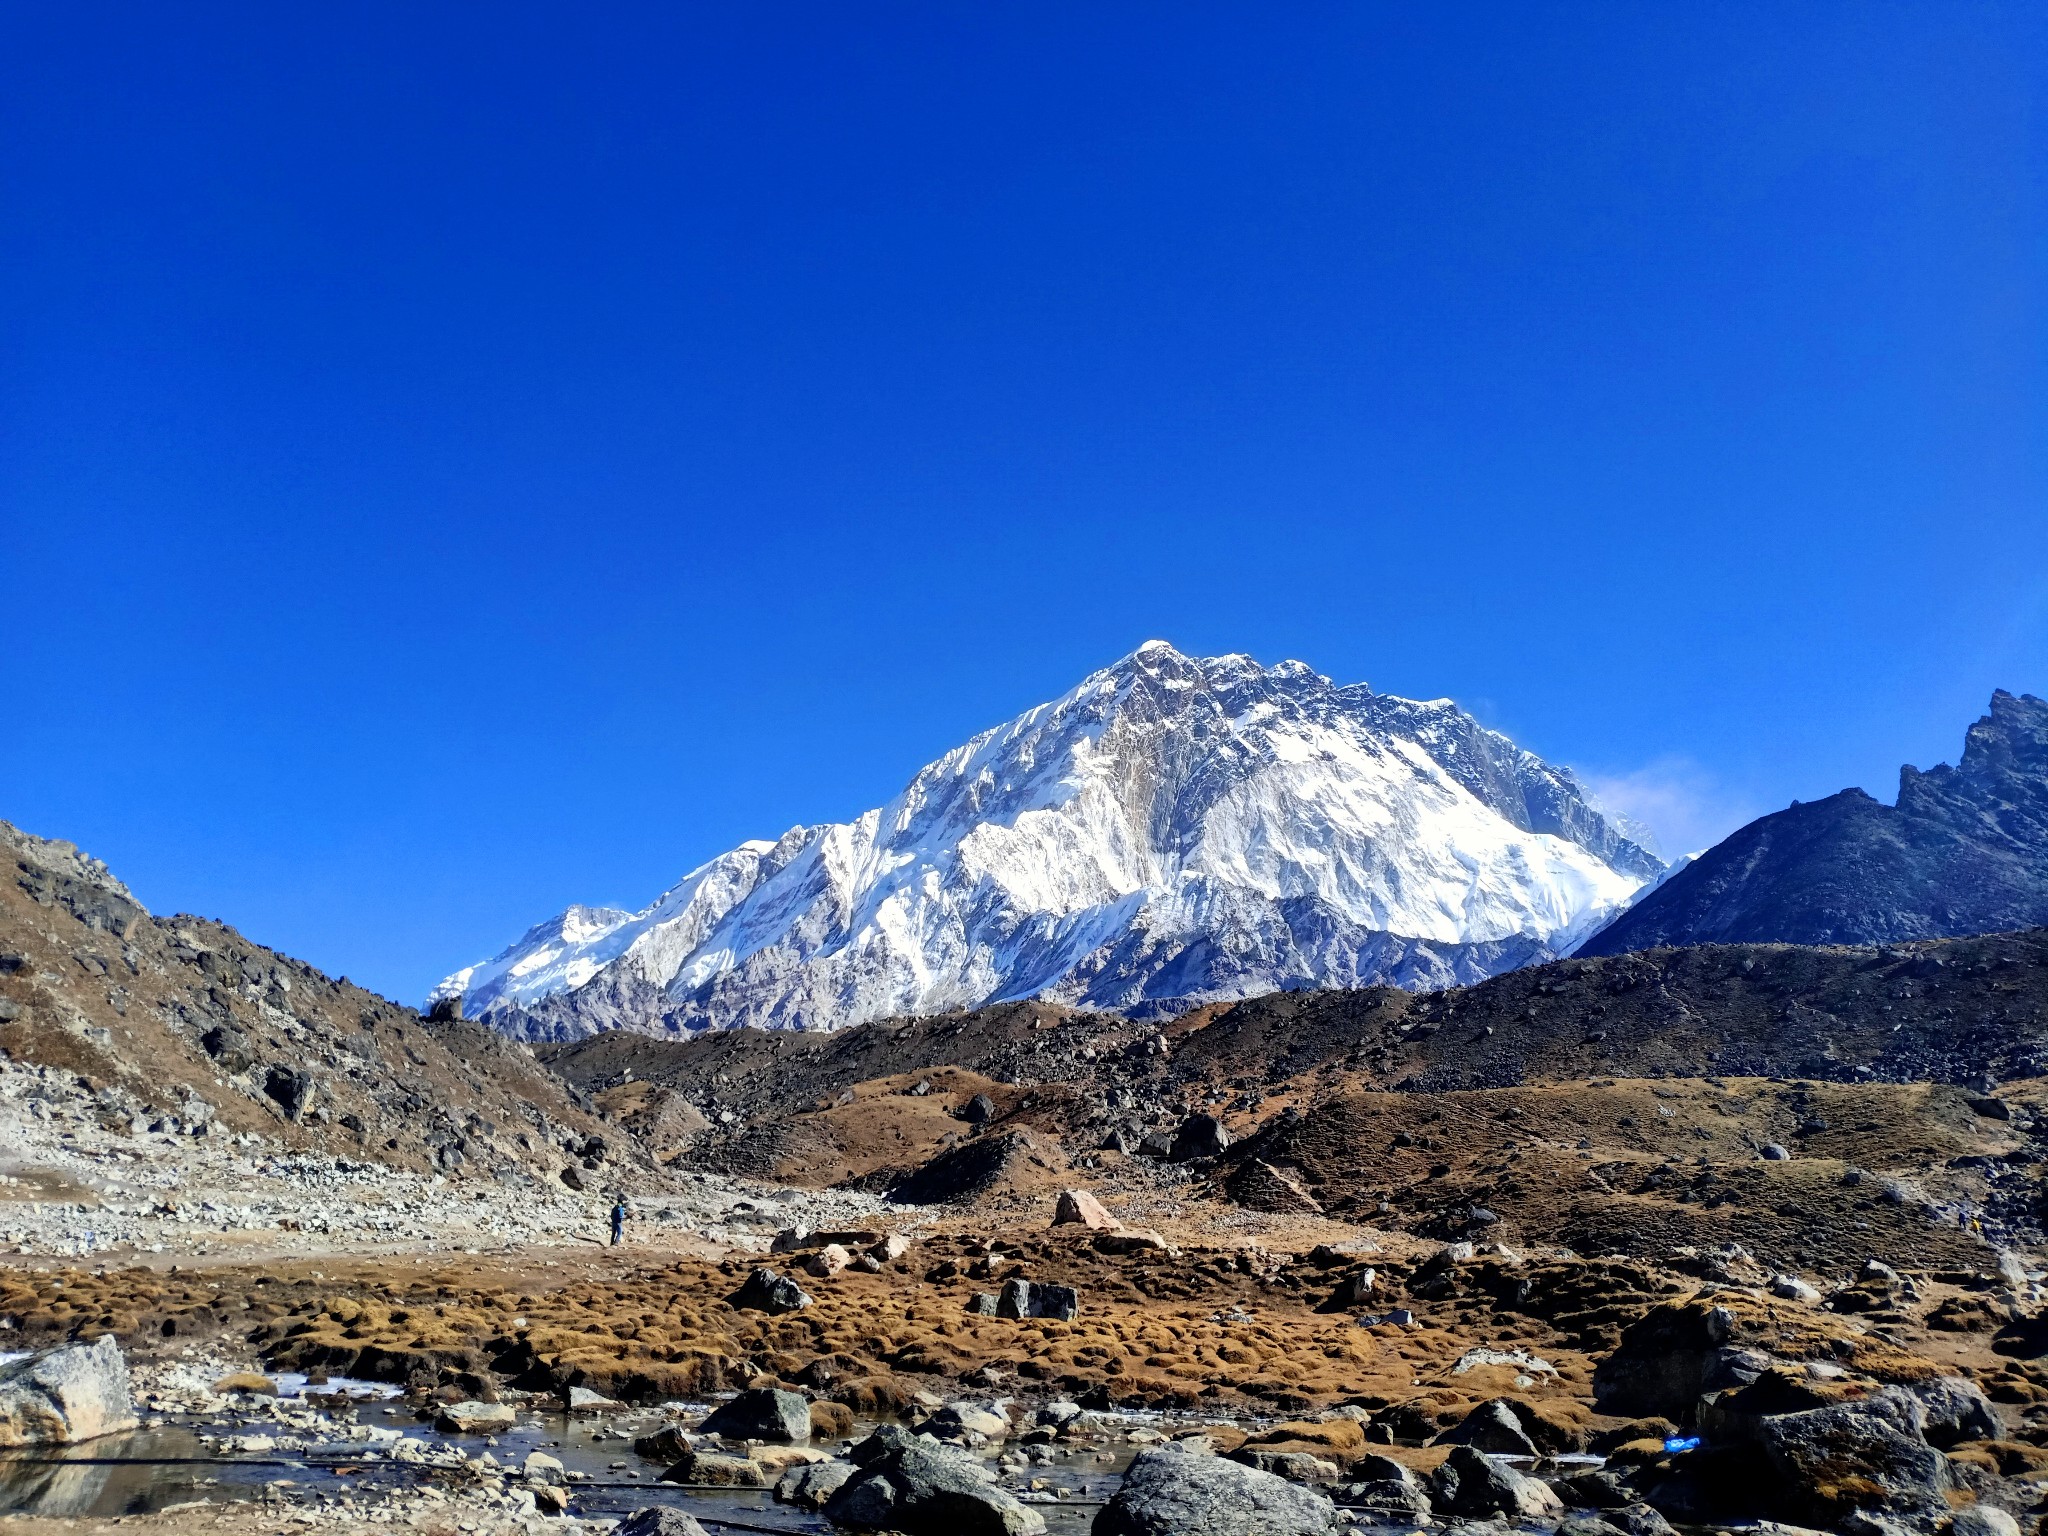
[961,1093,997,1124]
[1434,1399,1538,1457]
[1226,1449,1339,1484]
[1752,1391,1949,1523]
[1326,1269,1376,1310]
[662,1448,770,1487]
[522,1451,566,1484]
[1770,1275,1823,1305]
[825,1429,1046,1534]
[263,1064,313,1120]
[924,1402,1010,1441]
[632,1426,693,1462]
[777,1458,855,1508]
[0,1336,138,1446]
[1170,1113,1232,1161]
[870,1233,912,1263]
[1095,1443,1337,1535]
[967,1291,1001,1315]
[727,1266,814,1313]
[615,1510,710,1536]
[1054,1188,1122,1230]
[212,1372,278,1395]
[532,1483,570,1515]
[700,1387,812,1443]
[770,1225,812,1253]
[993,1277,1080,1321]
[566,1385,623,1412]
[1950,1508,2023,1536]
[1905,1375,2000,1447]
[1337,1477,1431,1521]
[1428,1445,1563,1521]
[804,1243,852,1277]
[435,1400,516,1434]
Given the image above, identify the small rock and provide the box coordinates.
[1760,1143,1791,1161]
[804,1243,852,1277]
[1770,1275,1823,1305]
[662,1448,770,1487]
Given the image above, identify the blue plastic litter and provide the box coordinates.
[1663,1435,1702,1453]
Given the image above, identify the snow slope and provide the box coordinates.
[436,643,1661,1039]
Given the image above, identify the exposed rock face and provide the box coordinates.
[699,1387,812,1443]
[0,1336,137,1446]
[1584,690,2048,954]
[1750,1391,1951,1525]
[440,643,1657,1039]
[1094,1443,1337,1536]
[826,1427,1045,1534]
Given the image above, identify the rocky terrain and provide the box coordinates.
[1585,689,2048,955]
[8,817,2048,1536]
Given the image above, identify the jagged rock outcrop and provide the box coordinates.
[1583,690,2048,954]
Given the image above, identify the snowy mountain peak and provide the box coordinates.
[435,646,1662,1041]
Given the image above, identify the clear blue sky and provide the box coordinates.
[4,4,2043,1004]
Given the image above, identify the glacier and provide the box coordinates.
[435,642,1663,1040]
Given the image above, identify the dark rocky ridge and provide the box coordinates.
[0,818,613,1182]
[1584,690,2048,955]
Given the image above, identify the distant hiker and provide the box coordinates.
[610,1196,628,1246]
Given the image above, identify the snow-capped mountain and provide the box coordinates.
[436,643,1663,1040]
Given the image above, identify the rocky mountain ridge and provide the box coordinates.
[1584,690,2048,955]
[439,642,1659,1040]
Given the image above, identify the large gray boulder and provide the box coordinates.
[0,1336,138,1446]
[1428,1445,1563,1521]
[700,1387,811,1443]
[1433,1399,1538,1456]
[827,1429,1046,1535]
[1753,1391,1950,1523]
[1094,1443,1336,1536]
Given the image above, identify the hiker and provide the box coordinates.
[610,1195,628,1246]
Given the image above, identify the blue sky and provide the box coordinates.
[3,4,2043,1003]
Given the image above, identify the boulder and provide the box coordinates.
[662,1448,769,1487]
[727,1267,814,1314]
[1951,1508,2023,1536]
[961,1093,997,1124]
[435,1400,516,1434]
[0,1336,138,1446]
[1226,1449,1338,1484]
[1769,1275,1823,1305]
[825,1429,1045,1534]
[870,1233,912,1263]
[700,1387,812,1444]
[1170,1114,1232,1161]
[1325,1269,1376,1310]
[1428,1444,1563,1521]
[994,1277,1080,1321]
[633,1426,693,1462]
[522,1451,566,1484]
[1752,1391,1949,1524]
[804,1244,852,1277]
[924,1402,1010,1441]
[810,1399,856,1439]
[1095,1442,1336,1536]
[1434,1398,1537,1456]
[777,1458,855,1509]
[566,1385,623,1412]
[1908,1376,2000,1446]
[1336,1477,1431,1521]
[1054,1188,1121,1231]
[615,1510,709,1536]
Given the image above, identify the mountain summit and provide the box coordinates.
[436,643,1661,1039]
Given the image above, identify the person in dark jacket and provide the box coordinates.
[609,1196,628,1246]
